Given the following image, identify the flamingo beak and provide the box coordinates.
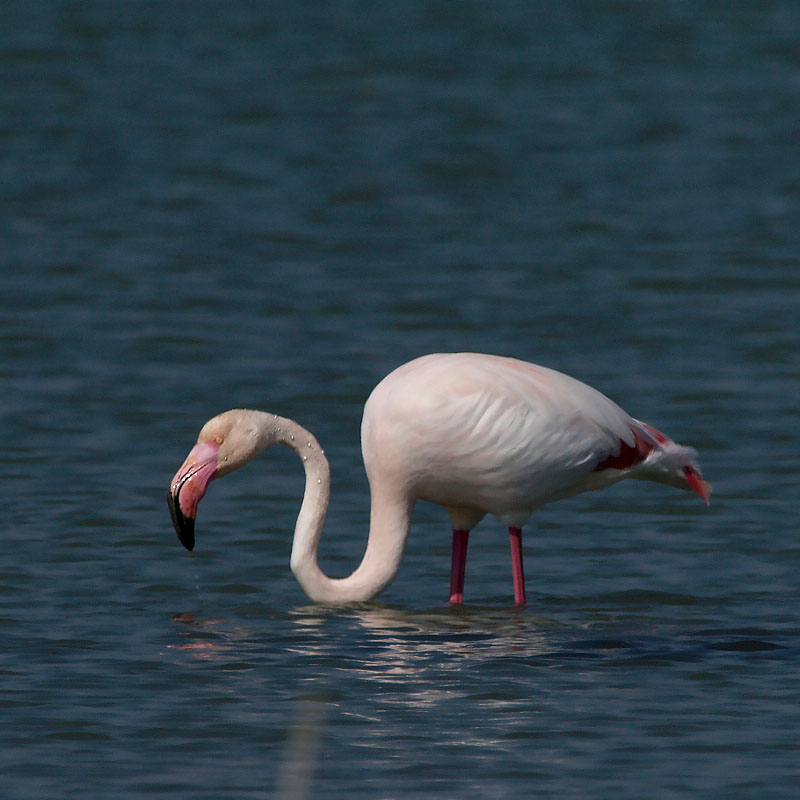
[683,465,712,506]
[168,441,220,551]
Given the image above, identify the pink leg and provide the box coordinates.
[449,529,470,604]
[508,527,526,605]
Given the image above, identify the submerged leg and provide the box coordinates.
[508,527,526,605]
[449,529,470,604]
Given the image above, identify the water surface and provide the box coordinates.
[2,2,799,798]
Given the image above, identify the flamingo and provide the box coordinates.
[168,353,710,605]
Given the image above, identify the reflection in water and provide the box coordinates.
[274,698,329,800]
[287,604,556,711]
[169,611,232,660]
[167,605,572,795]
[168,612,331,799]
[163,604,794,797]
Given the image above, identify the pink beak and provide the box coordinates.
[167,441,220,550]
[683,465,712,506]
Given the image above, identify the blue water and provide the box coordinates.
[3,2,800,797]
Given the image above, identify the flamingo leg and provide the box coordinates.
[449,529,470,604]
[508,526,526,605]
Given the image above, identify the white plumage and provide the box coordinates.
[169,353,710,605]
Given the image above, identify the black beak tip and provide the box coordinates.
[167,490,195,551]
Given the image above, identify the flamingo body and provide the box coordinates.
[362,354,703,527]
[168,353,709,605]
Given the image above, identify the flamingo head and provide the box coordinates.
[168,409,273,550]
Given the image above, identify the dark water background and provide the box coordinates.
[3,2,800,797]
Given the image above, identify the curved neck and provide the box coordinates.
[268,415,412,603]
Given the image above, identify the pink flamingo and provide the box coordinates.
[168,353,710,605]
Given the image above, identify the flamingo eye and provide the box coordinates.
[214,435,224,445]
